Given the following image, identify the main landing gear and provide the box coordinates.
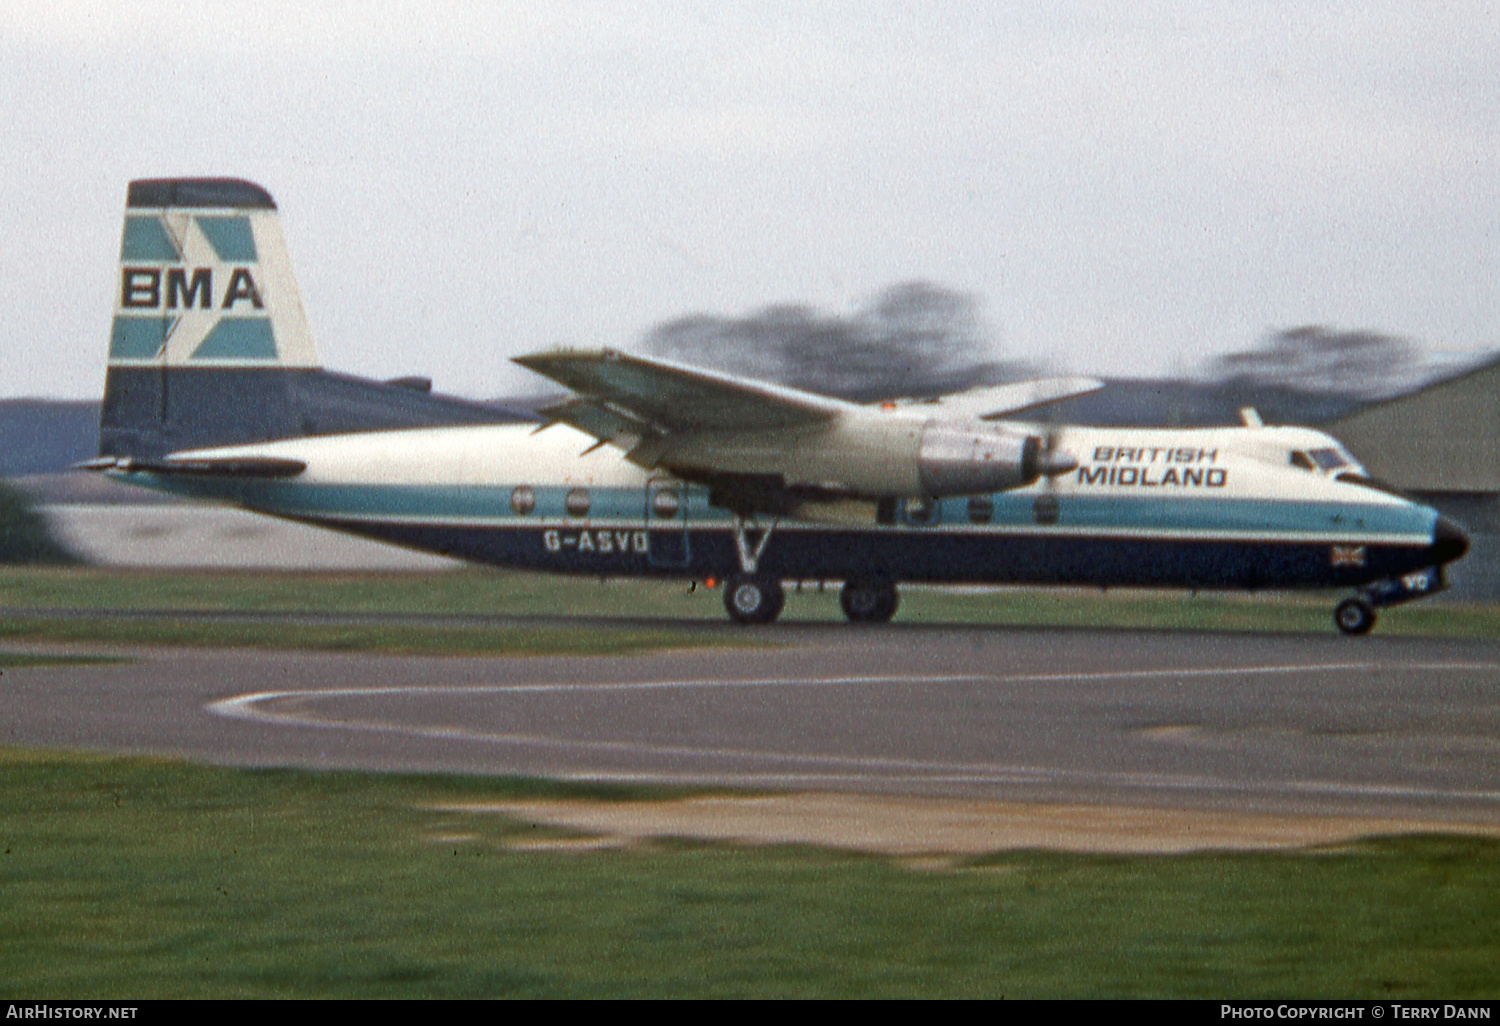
[718,516,900,625]
[723,574,785,624]
[840,577,899,624]
[723,514,785,625]
[721,574,902,625]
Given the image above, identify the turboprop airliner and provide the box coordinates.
[85,178,1469,634]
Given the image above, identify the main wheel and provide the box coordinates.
[724,574,785,624]
[1334,598,1376,636]
[840,578,899,623]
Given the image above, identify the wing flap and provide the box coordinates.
[535,397,652,444]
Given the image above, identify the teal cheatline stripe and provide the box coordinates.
[190,317,277,360]
[939,491,1432,538]
[195,215,258,262]
[109,315,173,360]
[120,216,181,261]
[124,477,1433,541]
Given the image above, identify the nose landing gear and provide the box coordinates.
[1334,597,1376,636]
[1334,566,1445,636]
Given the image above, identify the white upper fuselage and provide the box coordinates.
[128,419,1427,545]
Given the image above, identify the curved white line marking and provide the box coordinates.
[205,663,1500,805]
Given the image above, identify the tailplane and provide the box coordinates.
[101,178,514,459]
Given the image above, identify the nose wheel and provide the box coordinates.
[1334,597,1376,636]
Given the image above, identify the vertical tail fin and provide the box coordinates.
[100,177,519,461]
[102,178,319,458]
[110,178,319,370]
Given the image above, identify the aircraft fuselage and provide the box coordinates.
[111,420,1459,597]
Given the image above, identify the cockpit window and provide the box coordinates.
[1309,448,1348,471]
[1290,451,1315,471]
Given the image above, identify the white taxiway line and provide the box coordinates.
[204,663,1500,807]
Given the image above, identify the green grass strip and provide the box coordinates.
[3,566,1500,638]
[1,748,1498,998]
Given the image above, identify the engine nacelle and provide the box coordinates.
[648,412,1077,503]
[917,423,1042,496]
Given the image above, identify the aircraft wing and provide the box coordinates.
[514,348,1091,507]
[515,349,852,434]
[893,377,1106,421]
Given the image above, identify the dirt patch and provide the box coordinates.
[438,793,1500,856]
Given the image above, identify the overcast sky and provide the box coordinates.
[3,1,1497,399]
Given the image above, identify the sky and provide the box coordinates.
[2,1,1497,399]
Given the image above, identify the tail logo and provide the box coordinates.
[111,213,277,363]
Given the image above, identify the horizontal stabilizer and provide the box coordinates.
[81,455,307,478]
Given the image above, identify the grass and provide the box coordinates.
[0,748,1497,998]
[2,565,1499,642]
[0,568,764,654]
[0,566,720,619]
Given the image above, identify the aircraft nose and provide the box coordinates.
[1430,516,1469,565]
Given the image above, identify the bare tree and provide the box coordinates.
[638,282,1028,401]
[1205,326,1419,399]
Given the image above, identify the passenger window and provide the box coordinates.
[510,485,535,515]
[565,487,590,518]
[905,496,935,525]
[651,488,680,519]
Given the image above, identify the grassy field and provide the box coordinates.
[1,747,1497,999]
[0,568,755,654]
[2,566,1499,645]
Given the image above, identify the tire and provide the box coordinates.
[1334,598,1376,636]
[840,578,899,624]
[724,574,785,624]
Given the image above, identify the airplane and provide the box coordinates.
[83,177,1469,635]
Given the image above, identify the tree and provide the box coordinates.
[0,480,77,564]
[1206,326,1419,399]
[637,282,1028,401]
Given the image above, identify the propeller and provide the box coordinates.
[1028,377,1078,526]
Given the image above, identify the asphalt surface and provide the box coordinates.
[4,622,1498,821]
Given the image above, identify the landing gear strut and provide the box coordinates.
[723,514,784,624]
[841,577,899,623]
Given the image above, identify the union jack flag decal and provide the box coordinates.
[1330,545,1366,567]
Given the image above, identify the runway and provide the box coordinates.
[4,623,1499,822]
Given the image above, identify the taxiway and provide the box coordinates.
[4,622,1498,822]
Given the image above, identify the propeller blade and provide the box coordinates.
[1037,448,1078,476]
